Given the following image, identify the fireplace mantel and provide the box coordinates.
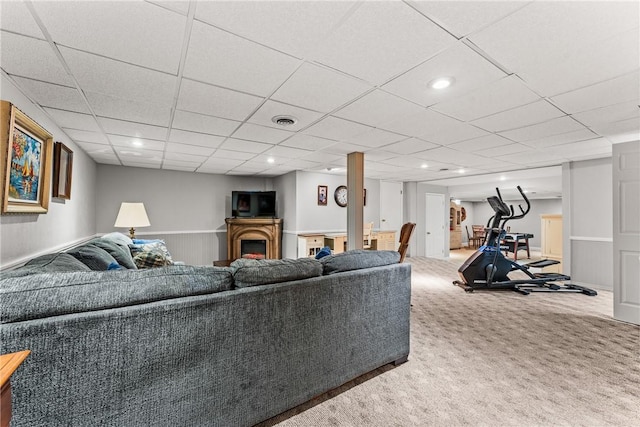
[226,218,282,261]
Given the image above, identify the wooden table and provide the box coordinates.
[1,350,30,427]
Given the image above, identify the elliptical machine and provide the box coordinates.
[453,185,597,296]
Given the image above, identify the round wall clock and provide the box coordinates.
[334,185,347,207]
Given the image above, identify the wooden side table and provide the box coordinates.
[1,350,30,427]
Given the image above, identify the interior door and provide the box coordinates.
[380,181,403,238]
[425,193,445,258]
[613,142,640,325]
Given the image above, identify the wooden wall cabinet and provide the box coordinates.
[449,202,462,249]
[541,214,563,273]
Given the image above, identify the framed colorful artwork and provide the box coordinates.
[52,142,73,199]
[317,185,328,206]
[1,101,53,214]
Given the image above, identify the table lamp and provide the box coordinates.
[114,202,150,239]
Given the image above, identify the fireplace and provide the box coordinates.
[241,240,266,259]
[226,218,282,261]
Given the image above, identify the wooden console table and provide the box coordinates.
[1,350,30,427]
[323,231,396,255]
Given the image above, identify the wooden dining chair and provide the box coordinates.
[472,225,486,247]
[398,222,416,263]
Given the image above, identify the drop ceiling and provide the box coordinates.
[0,0,638,200]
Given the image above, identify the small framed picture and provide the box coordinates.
[317,185,328,206]
[52,142,73,199]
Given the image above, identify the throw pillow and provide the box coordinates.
[101,232,133,247]
[67,244,119,271]
[90,238,137,269]
[129,240,174,268]
[231,257,323,288]
[320,250,400,275]
[315,246,332,260]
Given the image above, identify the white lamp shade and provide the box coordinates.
[114,202,151,228]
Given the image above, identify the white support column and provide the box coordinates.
[347,152,364,250]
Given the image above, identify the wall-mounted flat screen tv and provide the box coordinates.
[231,191,276,217]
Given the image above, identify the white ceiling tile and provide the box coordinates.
[184,20,300,96]
[424,122,488,146]
[247,100,324,132]
[515,27,640,96]
[334,89,426,128]
[471,100,567,133]
[311,1,456,85]
[10,77,89,113]
[447,134,514,153]
[168,129,225,148]
[232,122,294,144]
[469,1,639,76]
[64,129,108,144]
[116,147,163,161]
[262,145,311,159]
[218,138,273,154]
[279,134,337,151]
[522,129,600,149]
[44,108,100,132]
[381,155,439,170]
[303,116,373,141]
[550,71,640,114]
[590,117,640,142]
[272,62,372,113]
[490,150,561,167]
[201,156,245,167]
[572,101,639,127]
[430,75,540,121]
[98,118,168,141]
[0,2,44,38]
[499,116,585,142]
[320,142,373,156]
[407,1,528,38]
[345,128,406,148]
[300,151,343,164]
[361,150,399,162]
[108,135,165,151]
[162,164,198,172]
[549,138,612,158]
[381,138,438,155]
[163,152,205,163]
[383,42,506,107]
[194,1,356,59]
[210,149,255,161]
[33,1,185,73]
[172,110,240,136]
[60,47,176,106]
[86,92,171,127]
[1,32,73,86]
[147,1,190,15]
[75,141,114,155]
[480,143,534,158]
[177,79,263,121]
[166,142,214,157]
[121,162,161,169]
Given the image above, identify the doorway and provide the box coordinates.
[380,181,403,238]
[425,193,445,258]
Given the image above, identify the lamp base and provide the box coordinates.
[129,228,136,239]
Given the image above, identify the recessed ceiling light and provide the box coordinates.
[421,163,428,169]
[267,157,275,164]
[271,115,297,126]
[458,168,465,174]
[500,175,506,181]
[131,139,143,147]
[429,77,454,90]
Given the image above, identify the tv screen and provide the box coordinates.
[232,191,276,217]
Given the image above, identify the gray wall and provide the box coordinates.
[95,164,272,264]
[1,74,98,268]
[563,158,613,289]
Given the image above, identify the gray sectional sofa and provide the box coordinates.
[0,241,411,427]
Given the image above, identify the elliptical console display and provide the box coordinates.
[453,186,597,296]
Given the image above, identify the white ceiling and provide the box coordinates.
[1,0,638,200]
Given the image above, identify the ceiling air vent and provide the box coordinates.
[271,115,297,126]
[439,168,449,172]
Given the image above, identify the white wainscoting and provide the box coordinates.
[569,236,614,290]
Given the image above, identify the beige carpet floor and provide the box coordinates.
[260,253,640,427]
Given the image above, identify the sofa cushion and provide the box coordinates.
[320,250,400,275]
[0,265,234,323]
[89,238,137,269]
[129,240,173,268]
[101,231,133,247]
[25,252,93,272]
[230,257,322,288]
[67,244,120,271]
